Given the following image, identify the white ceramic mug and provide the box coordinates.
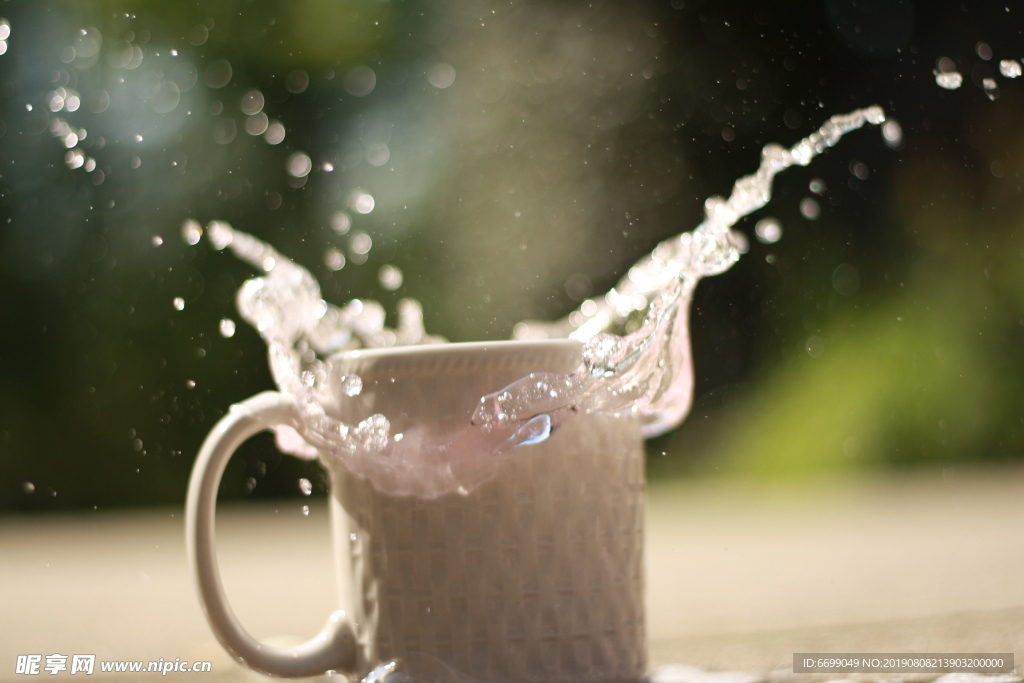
[186,340,647,682]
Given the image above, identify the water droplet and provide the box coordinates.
[350,192,375,214]
[324,247,346,271]
[976,41,993,61]
[366,144,390,166]
[799,197,821,220]
[245,112,269,136]
[64,149,85,169]
[427,63,457,89]
[286,152,312,178]
[298,477,313,495]
[301,505,310,516]
[934,69,962,90]
[754,218,782,244]
[286,70,309,94]
[219,318,236,338]
[188,24,209,46]
[350,232,372,255]
[999,59,1022,78]
[343,66,376,96]
[805,335,824,358]
[808,178,827,195]
[173,297,185,311]
[0,19,11,41]
[264,121,286,145]
[378,265,403,290]
[23,481,35,494]
[982,77,999,100]
[341,374,363,397]
[151,235,163,247]
[240,90,264,116]
[185,379,196,389]
[204,59,232,88]
[882,119,903,149]
[331,211,352,235]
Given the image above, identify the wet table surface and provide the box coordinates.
[1,467,1022,682]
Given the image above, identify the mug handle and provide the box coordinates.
[185,391,357,677]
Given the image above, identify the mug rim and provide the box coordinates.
[329,337,583,363]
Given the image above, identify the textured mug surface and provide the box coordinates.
[327,340,646,682]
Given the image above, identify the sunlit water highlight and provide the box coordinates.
[200,106,887,499]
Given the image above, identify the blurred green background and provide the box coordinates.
[1,0,1022,511]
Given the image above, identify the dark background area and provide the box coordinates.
[1,0,1023,511]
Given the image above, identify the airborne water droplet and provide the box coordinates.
[799,197,820,220]
[298,477,312,495]
[324,248,346,271]
[378,264,403,290]
[181,219,203,245]
[882,120,903,149]
[999,59,1022,78]
[173,297,185,311]
[286,152,312,178]
[219,318,236,338]
[934,70,963,90]
[754,218,782,244]
[341,374,363,397]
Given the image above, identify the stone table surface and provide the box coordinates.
[1,467,1022,682]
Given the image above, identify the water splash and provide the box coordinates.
[503,105,886,438]
[202,106,887,498]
